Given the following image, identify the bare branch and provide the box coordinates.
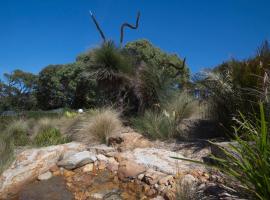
[120,11,141,47]
[89,11,106,43]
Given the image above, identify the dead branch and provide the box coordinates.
[120,12,141,47]
[89,11,106,43]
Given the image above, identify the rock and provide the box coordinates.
[18,176,73,200]
[98,161,107,170]
[0,142,85,199]
[57,151,96,170]
[96,154,109,162]
[88,144,116,156]
[108,132,152,151]
[120,148,204,175]
[118,160,146,180]
[63,169,75,178]
[158,175,174,185]
[151,195,165,200]
[49,165,59,173]
[37,172,52,181]
[138,174,145,180]
[82,163,94,172]
[107,159,119,172]
[143,169,166,185]
[90,193,104,199]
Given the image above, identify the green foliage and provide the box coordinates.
[212,104,270,200]
[36,63,97,109]
[34,128,70,147]
[132,110,175,139]
[0,70,37,111]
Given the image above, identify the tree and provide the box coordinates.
[0,70,37,111]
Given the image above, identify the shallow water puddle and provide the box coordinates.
[13,169,148,200]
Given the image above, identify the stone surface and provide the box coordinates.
[118,160,146,180]
[143,169,166,185]
[180,174,196,186]
[37,171,52,181]
[88,144,116,156]
[120,148,204,175]
[82,163,94,172]
[57,151,96,170]
[18,176,73,200]
[108,132,152,151]
[0,142,85,199]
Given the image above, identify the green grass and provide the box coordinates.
[0,132,14,174]
[132,92,195,140]
[34,127,71,147]
[4,120,29,146]
[132,110,175,140]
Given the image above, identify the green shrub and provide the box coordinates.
[4,120,29,146]
[34,128,70,147]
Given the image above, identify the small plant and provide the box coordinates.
[34,128,70,147]
[4,120,29,146]
[175,175,199,200]
[80,108,122,143]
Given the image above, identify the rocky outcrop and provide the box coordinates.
[0,142,86,199]
[119,148,204,174]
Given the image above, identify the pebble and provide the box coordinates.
[37,171,52,181]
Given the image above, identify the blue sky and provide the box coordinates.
[0,0,270,78]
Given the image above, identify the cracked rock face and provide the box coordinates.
[120,148,204,175]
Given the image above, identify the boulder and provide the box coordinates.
[88,144,116,156]
[108,132,152,151]
[120,148,204,175]
[57,151,96,170]
[0,142,85,199]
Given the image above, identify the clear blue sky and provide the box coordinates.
[0,0,270,78]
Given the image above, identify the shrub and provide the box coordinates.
[77,108,122,144]
[34,128,70,147]
[4,120,29,146]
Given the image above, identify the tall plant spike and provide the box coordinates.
[120,11,141,47]
[89,11,106,43]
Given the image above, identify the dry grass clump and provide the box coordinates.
[74,108,122,144]
[175,175,199,200]
[4,120,29,146]
[0,132,14,174]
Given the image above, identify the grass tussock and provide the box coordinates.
[0,132,14,174]
[175,175,199,200]
[4,120,29,146]
[75,108,122,144]
[132,92,195,140]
